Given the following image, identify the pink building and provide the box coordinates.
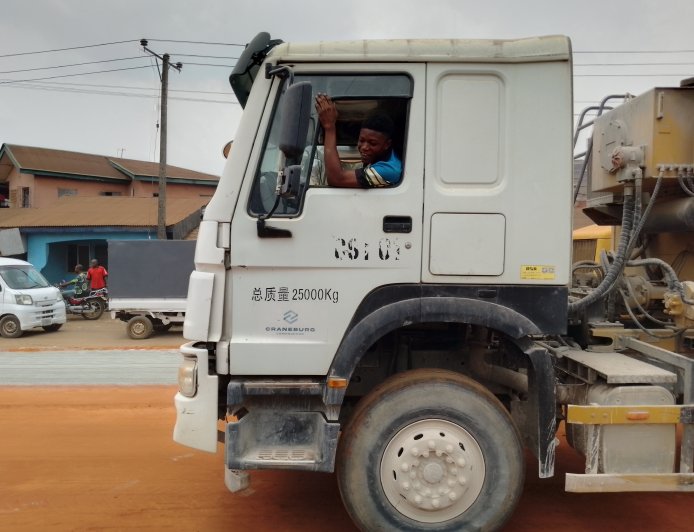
[0,144,218,208]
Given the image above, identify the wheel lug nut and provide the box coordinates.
[457,458,466,467]
[428,440,436,449]
[411,447,419,457]
[402,481,410,491]
[432,498,441,508]
[449,491,457,501]
[458,475,467,485]
[400,463,410,472]
[446,444,454,453]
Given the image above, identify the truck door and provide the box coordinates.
[229,65,425,375]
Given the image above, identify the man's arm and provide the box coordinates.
[315,94,360,188]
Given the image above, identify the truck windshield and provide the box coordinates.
[0,266,51,289]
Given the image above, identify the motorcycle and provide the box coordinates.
[59,286,109,320]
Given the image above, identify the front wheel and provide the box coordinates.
[0,315,23,338]
[337,368,524,532]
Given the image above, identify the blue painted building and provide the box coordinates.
[0,196,206,283]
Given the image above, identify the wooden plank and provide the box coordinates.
[566,473,694,492]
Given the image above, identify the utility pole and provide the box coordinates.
[140,39,182,239]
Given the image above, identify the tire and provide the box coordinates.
[0,315,23,338]
[42,324,63,332]
[337,368,524,532]
[81,298,104,320]
[128,316,153,340]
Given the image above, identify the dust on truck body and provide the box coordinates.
[174,32,694,531]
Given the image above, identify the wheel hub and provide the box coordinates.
[380,419,485,523]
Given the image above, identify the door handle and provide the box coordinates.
[383,216,412,233]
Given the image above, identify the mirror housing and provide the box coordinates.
[278,81,312,161]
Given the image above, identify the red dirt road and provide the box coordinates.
[0,386,691,531]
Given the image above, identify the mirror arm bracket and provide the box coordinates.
[256,196,292,238]
[257,219,292,238]
[265,63,294,84]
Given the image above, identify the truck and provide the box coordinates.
[108,240,194,339]
[173,32,694,531]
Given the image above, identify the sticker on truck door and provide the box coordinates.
[520,265,556,280]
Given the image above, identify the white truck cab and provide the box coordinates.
[0,258,66,338]
[174,32,694,531]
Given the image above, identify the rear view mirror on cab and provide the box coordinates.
[278,81,312,161]
[277,81,312,198]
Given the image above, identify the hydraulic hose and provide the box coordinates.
[569,187,636,315]
[626,257,694,305]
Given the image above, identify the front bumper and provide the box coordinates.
[173,341,219,453]
[17,302,66,330]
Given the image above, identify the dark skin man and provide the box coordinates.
[315,93,399,188]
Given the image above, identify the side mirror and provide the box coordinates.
[278,81,312,161]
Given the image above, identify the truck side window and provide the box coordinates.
[248,74,413,217]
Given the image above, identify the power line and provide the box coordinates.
[1,81,236,104]
[2,78,233,95]
[184,62,236,68]
[0,56,147,74]
[0,39,137,58]
[170,53,240,59]
[147,38,245,46]
[0,65,153,85]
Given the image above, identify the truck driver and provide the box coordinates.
[315,93,402,188]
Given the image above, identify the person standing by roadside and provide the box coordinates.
[87,259,108,291]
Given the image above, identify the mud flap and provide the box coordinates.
[521,340,557,478]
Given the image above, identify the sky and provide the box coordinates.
[1,0,693,176]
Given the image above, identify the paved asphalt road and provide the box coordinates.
[0,350,181,385]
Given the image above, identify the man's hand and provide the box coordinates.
[315,93,338,130]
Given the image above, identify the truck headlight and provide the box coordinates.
[15,294,33,305]
[178,357,198,397]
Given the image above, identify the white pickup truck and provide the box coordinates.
[108,240,194,339]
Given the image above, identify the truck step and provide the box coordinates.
[226,410,339,472]
[556,349,677,384]
[250,447,316,465]
[566,473,694,492]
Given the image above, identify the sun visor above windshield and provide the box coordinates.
[229,32,283,108]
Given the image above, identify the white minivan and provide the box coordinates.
[0,258,66,338]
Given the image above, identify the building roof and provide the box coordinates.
[0,144,218,184]
[0,196,207,229]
